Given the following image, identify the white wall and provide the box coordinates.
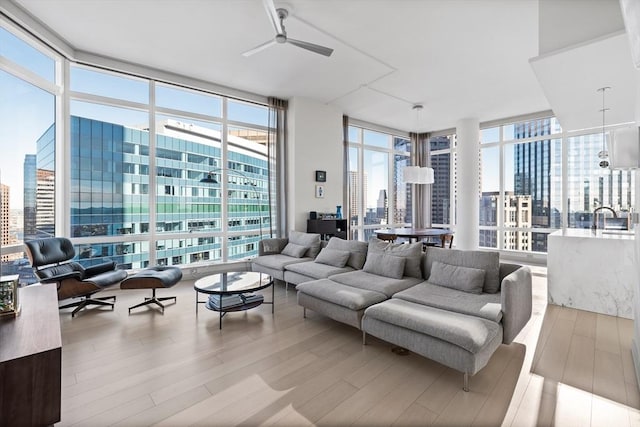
[287,97,343,233]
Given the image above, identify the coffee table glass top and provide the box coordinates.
[194,271,271,296]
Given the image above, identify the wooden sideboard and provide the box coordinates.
[307,219,347,240]
[0,283,61,426]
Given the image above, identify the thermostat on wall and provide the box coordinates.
[315,170,326,182]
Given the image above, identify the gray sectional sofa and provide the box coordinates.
[251,233,532,391]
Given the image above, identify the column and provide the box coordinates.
[456,118,480,250]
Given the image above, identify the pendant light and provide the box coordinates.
[597,86,611,169]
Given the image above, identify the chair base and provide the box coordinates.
[128,288,176,314]
[59,295,116,317]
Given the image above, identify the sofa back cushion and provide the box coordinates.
[315,248,351,268]
[289,230,322,258]
[423,247,501,293]
[427,261,486,294]
[281,242,309,258]
[326,237,369,269]
[362,252,406,279]
[368,238,423,278]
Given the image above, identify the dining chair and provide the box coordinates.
[440,233,454,248]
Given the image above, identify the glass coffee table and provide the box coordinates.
[194,262,273,329]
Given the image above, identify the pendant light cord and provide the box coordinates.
[597,86,611,168]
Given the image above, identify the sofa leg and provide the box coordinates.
[362,331,367,345]
[303,307,306,318]
[463,372,469,392]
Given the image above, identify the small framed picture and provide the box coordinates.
[315,170,326,182]
[315,185,325,198]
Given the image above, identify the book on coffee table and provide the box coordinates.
[206,293,263,310]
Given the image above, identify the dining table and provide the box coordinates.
[373,227,454,243]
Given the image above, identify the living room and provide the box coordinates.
[1,0,639,425]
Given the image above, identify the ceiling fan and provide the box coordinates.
[242,0,333,57]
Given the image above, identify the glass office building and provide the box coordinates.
[32,116,268,269]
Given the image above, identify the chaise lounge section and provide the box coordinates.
[295,240,532,391]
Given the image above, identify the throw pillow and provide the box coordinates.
[289,230,322,258]
[281,242,308,258]
[326,237,369,269]
[363,251,406,279]
[261,240,282,255]
[314,248,351,268]
[427,261,486,294]
[368,238,423,278]
[424,247,500,293]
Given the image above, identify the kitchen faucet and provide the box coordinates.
[592,206,618,230]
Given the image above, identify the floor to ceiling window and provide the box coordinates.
[479,117,563,253]
[476,115,634,254]
[0,23,59,284]
[348,124,411,241]
[1,20,273,280]
[68,66,271,269]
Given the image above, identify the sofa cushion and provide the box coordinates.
[285,261,353,280]
[315,248,351,268]
[428,261,485,294]
[368,238,423,278]
[326,237,369,269]
[289,230,322,258]
[297,279,388,311]
[281,242,308,258]
[363,299,501,353]
[329,270,423,298]
[423,247,500,293]
[393,282,502,322]
[252,254,312,271]
[363,252,406,279]
[261,239,284,255]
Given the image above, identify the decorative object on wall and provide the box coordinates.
[403,166,434,184]
[315,185,324,198]
[315,170,326,182]
[597,86,611,169]
[200,168,263,240]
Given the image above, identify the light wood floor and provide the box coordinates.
[57,266,640,426]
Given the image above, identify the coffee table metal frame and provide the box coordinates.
[194,261,273,329]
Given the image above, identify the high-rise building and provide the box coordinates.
[23,154,37,240]
[36,169,55,238]
[348,170,368,226]
[513,119,553,252]
[503,193,532,251]
[36,124,55,238]
[430,136,452,225]
[376,189,388,222]
[46,116,269,269]
[479,191,532,251]
[1,184,9,262]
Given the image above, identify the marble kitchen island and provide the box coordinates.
[547,228,636,319]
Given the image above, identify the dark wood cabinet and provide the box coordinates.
[307,219,347,240]
[0,283,61,426]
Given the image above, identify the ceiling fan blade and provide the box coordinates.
[242,39,277,57]
[262,0,283,35]
[287,38,334,57]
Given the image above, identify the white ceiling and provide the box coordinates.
[5,0,573,132]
